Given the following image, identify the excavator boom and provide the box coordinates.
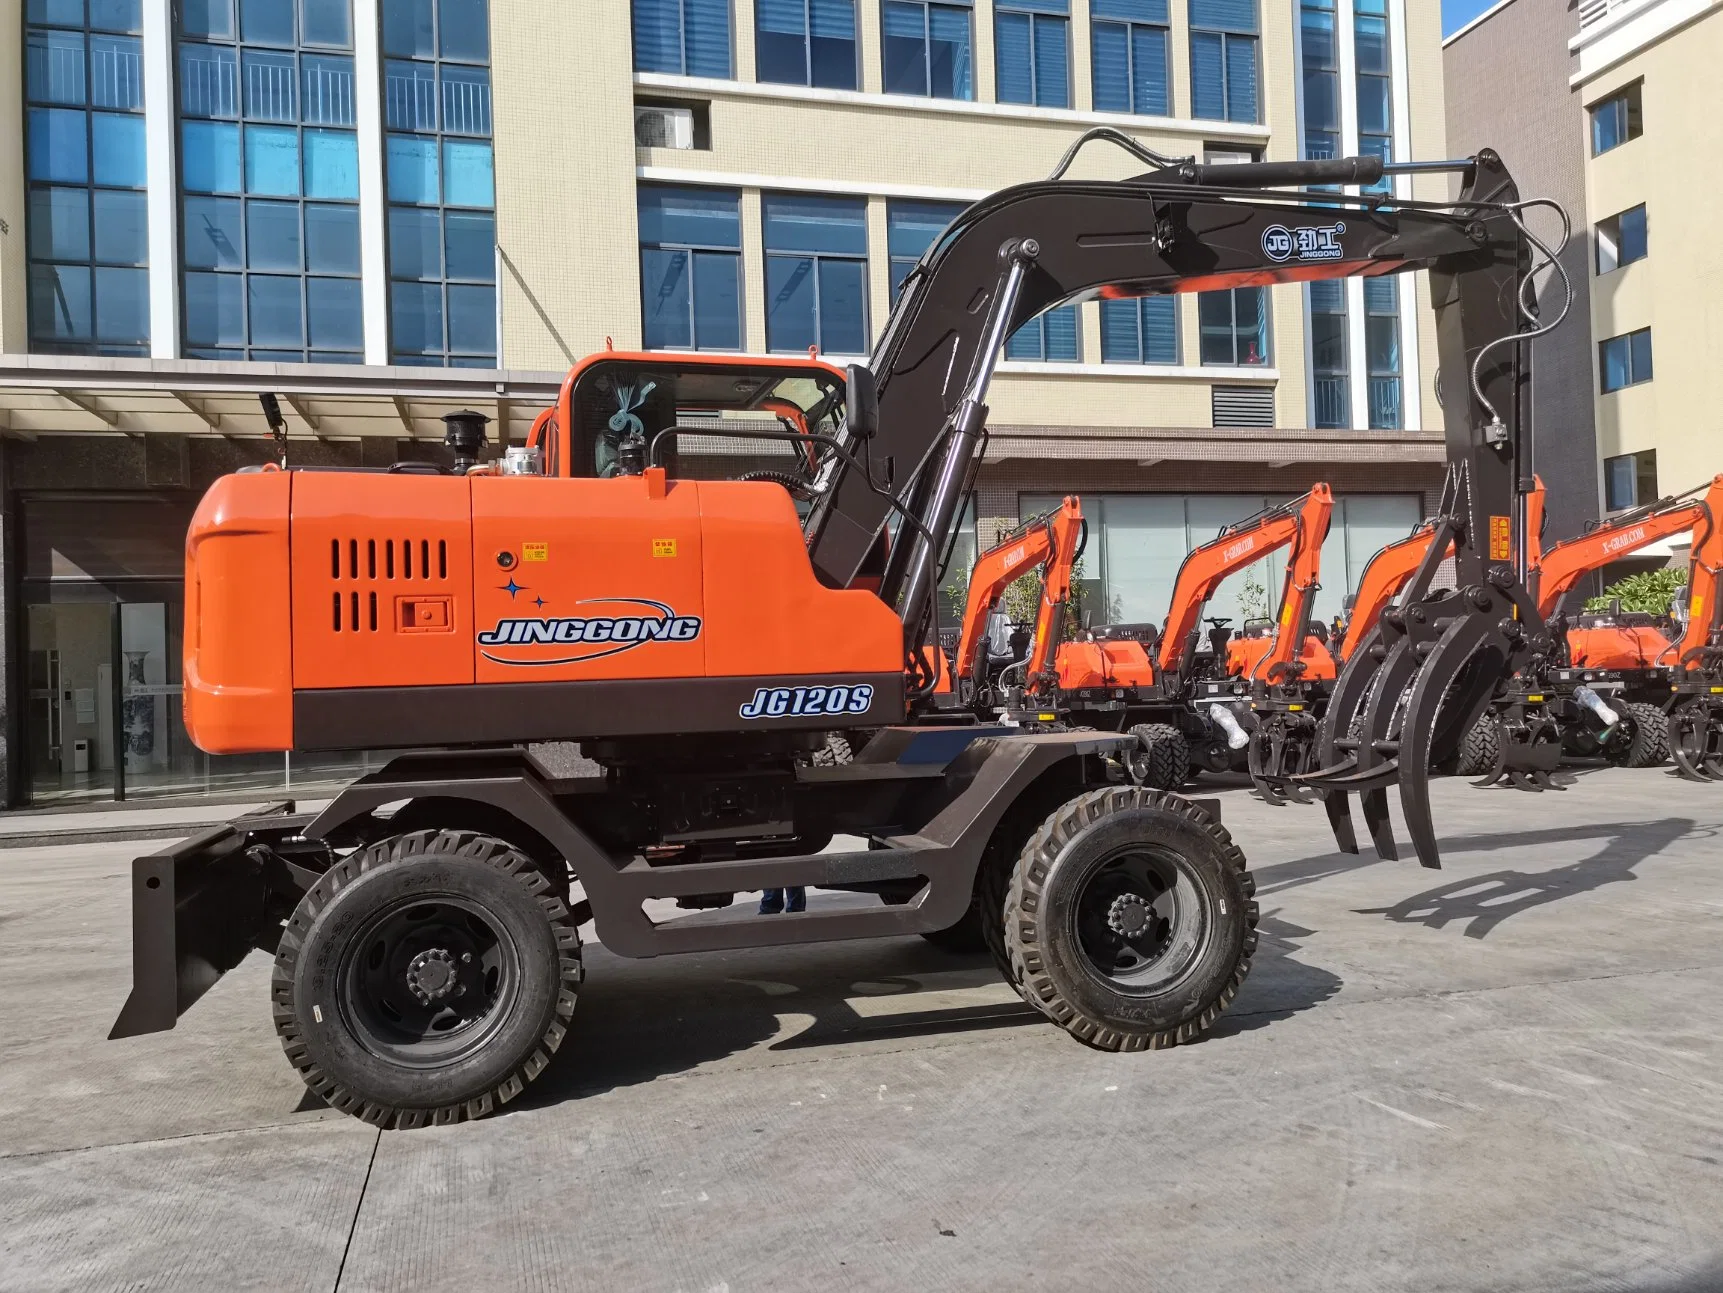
[1156,501,1304,676]
[951,497,1084,687]
[1250,485,1335,682]
[1535,475,1723,620]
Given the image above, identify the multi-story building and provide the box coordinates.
[1444,0,1600,551]
[0,0,1451,805]
[1569,0,1722,524]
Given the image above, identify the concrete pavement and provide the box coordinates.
[3,769,1723,1291]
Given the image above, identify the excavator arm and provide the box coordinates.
[790,136,1544,867]
[1252,485,1335,683]
[952,497,1084,686]
[1156,500,1306,678]
[1534,476,1723,620]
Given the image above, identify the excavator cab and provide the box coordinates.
[527,351,846,485]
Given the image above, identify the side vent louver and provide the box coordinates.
[329,536,450,632]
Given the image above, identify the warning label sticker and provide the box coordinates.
[521,542,548,562]
[1489,516,1512,561]
[652,538,678,558]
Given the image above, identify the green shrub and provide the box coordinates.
[1583,567,1685,614]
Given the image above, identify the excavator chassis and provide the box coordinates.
[112,728,1238,1038]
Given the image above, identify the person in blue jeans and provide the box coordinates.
[758,887,806,914]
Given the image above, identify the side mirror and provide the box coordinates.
[844,363,879,442]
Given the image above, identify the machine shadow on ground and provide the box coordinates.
[1354,817,1705,939]
[502,914,1345,1115]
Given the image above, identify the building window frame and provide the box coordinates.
[382,0,497,368]
[1189,0,1259,124]
[24,0,150,355]
[1198,286,1269,366]
[1308,279,1348,428]
[1090,0,1170,117]
[1595,203,1647,275]
[1589,81,1642,156]
[880,0,974,99]
[1603,449,1657,512]
[756,0,858,90]
[1005,304,1080,362]
[1100,296,1178,364]
[177,0,364,364]
[1364,277,1401,429]
[632,0,734,79]
[637,183,744,351]
[995,0,1070,109]
[762,192,870,356]
[887,198,964,298]
[1599,327,1653,393]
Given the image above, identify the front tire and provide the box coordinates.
[1005,787,1257,1051]
[273,830,582,1129]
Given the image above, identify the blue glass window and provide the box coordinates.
[1365,276,1401,428]
[638,185,742,351]
[1198,286,1267,365]
[882,1,973,99]
[996,0,1069,108]
[179,0,362,361]
[24,0,149,353]
[632,0,732,78]
[1299,0,1338,160]
[1100,296,1177,364]
[763,193,868,355]
[1599,328,1651,393]
[1355,0,1392,192]
[1091,0,1168,117]
[1190,0,1257,123]
[385,0,497,364]
[758,0,857,89]
[1590,84,1642,156]
[1005,305,1079,361]
[1308,278,1348,428]
[887,199,964,298]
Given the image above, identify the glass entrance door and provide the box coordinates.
[24,602,118,803]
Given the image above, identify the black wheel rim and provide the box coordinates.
[1071,846,1206,992]
[338,896,521,1069]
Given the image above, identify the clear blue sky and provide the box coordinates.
[1443,0,1501,35]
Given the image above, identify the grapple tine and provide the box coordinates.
[1394,608,1510,869]
[1247,725,1288,805]
[1361,789,1398,860]
[1324,790,1360,854]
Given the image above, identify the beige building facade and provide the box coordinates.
[1571,0,1723,516]
[0,0,1452,805]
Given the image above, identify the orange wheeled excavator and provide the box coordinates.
[112,137,1553,1125]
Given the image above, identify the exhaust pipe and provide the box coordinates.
[1207,701,1250,750]
[1573,685,1620,732]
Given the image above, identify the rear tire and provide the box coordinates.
[1611,701,1668,768]
[803,733,853,767]
[1004,787,1257,1051]
[1456,717,1499,778]
[1127,723,1191,790]
[273,830,582,1129]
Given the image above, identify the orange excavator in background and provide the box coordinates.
[1464,474,1723,778]
[1665,483,1723,779]
[1055,486,1335,789]
[949,496,1086,711]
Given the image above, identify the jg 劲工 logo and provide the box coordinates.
[1262,222,1346,263]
